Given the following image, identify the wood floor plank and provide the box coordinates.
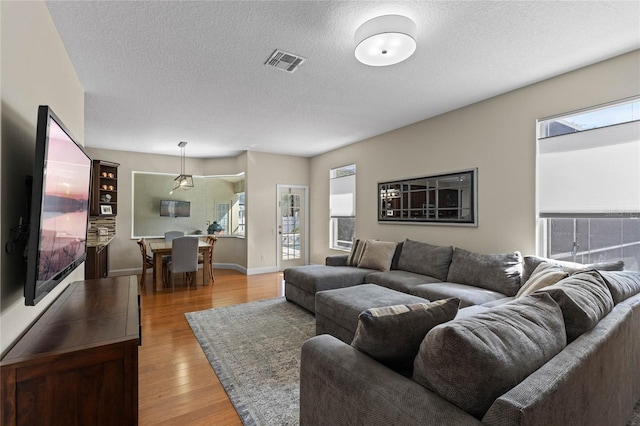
[138,269,284,425]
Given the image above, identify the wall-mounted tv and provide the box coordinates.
[160,200,190,217]
[25,106,92,306]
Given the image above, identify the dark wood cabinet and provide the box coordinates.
[91,160,120,216]
[1,276,140,426]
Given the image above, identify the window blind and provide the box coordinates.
[538,120,640,217]
[330,174,355,217]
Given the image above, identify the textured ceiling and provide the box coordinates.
[46,1,640,159]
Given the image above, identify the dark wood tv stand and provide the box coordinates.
[1,276,140,425]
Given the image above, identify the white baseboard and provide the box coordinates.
[246,266,278,275]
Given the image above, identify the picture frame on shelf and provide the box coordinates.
[100,205,113,215]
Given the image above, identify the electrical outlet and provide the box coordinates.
[260,254,265,261]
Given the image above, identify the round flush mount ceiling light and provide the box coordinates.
[354,15,417,67]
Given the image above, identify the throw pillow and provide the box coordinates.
[515,262,569,298]
[396,239,453,281]
[446,248,523,296]
[521,255,624,283]
[595,270,640,304]
[351,298,460,372]
[346,238,367,266]
[357,240,398,272]
[412,293,566,419]
[538,271,614,342]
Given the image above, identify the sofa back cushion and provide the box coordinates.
[412,293,566,419]
[351,298,460,373]
[595,270,640,304]
[522,255,624,283]
[446,248,523,296]
[397,239,453,281]
[357,240,398,272]
[538,271,614,342]
[516,262,569,298]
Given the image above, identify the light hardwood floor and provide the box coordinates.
[138,269,284,425]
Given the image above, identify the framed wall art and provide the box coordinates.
[378,168,478,226]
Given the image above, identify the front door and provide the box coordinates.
[277,185,308,270]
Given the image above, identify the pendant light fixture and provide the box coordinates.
[173,141,194,191]
[354,15,417,67]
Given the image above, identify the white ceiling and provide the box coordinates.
[46,1,640,159]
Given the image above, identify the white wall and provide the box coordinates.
[1,1,85,356]
[309,50,640,265]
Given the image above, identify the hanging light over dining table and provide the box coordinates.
[174,141,194,191]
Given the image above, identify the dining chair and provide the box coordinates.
[164,230,184,242]
[137,238,169,289]
[167,236,199,291]
[206,236,217,283]
[136,238,153,289]
[198,236,217,284]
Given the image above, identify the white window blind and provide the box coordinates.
[538,120,640,217]
[330,174,356,217]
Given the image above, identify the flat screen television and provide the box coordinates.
[160,200,190,217]
[24,106,92,306]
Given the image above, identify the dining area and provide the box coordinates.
[138,231,217,291]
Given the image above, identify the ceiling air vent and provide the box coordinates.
[265,49,305,73]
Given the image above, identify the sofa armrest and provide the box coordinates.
[325,255,348,266]
[300,334,483,426]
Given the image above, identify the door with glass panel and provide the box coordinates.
[277,186,307,270]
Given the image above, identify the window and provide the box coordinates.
[330,164,356,250]
[537,97,640,271]
[216,202,230,234]
[237,192,245,235]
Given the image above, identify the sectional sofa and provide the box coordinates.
[284,239,639,425]
[284,238,623,314]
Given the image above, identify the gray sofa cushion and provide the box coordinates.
[315,284,430,342]
[515,261,569,298]
[522,255,624,283]
[538,271,615,342]
[595,270,640,304]
[351,298,460,372]
[397,239,453,281]
[411,282,508,308]
[357,240,398,272]
[366,270,442,294]
[284,264,372,294]
[413,293,567,419]
[446,248,523,296]
[326,254,348,266]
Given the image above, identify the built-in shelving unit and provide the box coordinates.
[91,160,120,217]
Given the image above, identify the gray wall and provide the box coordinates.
[308,50,640,264]
[1,1,85,355]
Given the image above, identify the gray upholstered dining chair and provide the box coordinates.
[164,230,184,242]
[167,236,199,291]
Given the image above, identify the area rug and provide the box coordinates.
[187,297,640,426]
[185,297,315,426]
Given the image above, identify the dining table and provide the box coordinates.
[148,239,212,291]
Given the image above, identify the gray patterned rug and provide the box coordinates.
[187,297,640,426]
[185,298,315,425]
